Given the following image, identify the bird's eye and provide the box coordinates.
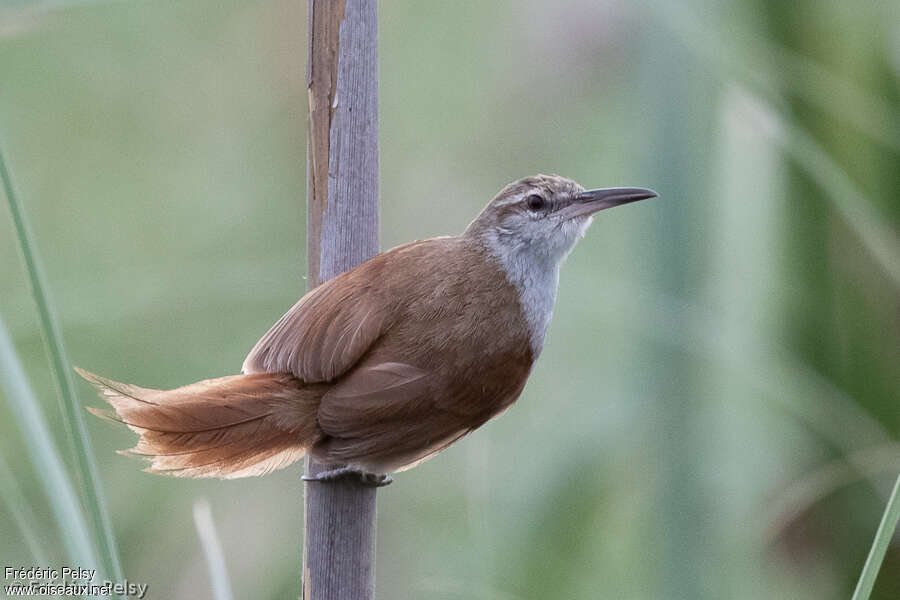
[525,194,546,211]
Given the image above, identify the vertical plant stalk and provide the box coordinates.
[193,500,235,600]
[303,0,379,599]
[851,474,900,600]
[0,316,98,568]
[0,147,123,584]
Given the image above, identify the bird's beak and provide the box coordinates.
[563,187,658,220]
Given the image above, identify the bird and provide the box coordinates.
[78,174,657,485]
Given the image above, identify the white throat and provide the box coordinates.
[482,235,563,357]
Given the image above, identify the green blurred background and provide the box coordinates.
[1,0,899,598]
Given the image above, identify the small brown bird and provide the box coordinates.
[79,175,656,485]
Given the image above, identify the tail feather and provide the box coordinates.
[76,368,324,479]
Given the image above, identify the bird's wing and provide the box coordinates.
[315,360,480,469]
[241,261,393,383]
[242,237,468,383]
[317,354,500,438]
[316,361,432,437]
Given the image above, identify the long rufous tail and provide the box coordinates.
[76,368,323,479]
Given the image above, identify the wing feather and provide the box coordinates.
[241,267,391,382]
[317,362,430,437]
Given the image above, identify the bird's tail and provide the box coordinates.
[77,368,324,479]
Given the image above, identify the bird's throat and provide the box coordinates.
[478,236,560,357]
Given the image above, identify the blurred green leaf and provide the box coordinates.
[1,146,123,586]
[0,314,99,569]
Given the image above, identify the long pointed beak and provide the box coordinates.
[571,187,658,218]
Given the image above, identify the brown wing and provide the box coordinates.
[241,261,394,383]
[315,343,531,471]
[317,361,432,438]
[314,360,478,471]
[241,237,462,383]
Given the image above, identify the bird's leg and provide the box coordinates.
[302,465,393,487]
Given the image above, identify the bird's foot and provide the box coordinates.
[302,465,393,487]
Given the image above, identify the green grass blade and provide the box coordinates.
[0,146,123,585]
[851,474,900,600]
[0,454,51,565]
[193,500,235,600]
[0,315,99,568]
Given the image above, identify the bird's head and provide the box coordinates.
[465,174,657,268]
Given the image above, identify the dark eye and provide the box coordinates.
[525,194,546,211]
